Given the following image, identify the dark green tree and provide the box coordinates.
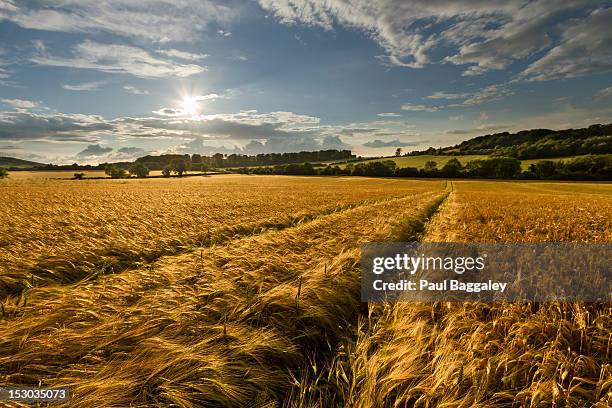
[170,158,188,176]
[129,162,150,178]
[423,160,438,172]
[104,164,127,179]
[441,158,463,177]
[529,160,556,178]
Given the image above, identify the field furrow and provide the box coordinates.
[0,190,447,407]
[348,181,612,407]
[0,176,445,298]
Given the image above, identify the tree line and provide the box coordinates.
[101,158,197,179]
[234,155,612,180]
[132,149,355,170]
[407,124,612,160]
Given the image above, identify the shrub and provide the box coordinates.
[0,166,7,179]
[73,172,85,180]
[162,165,172,177]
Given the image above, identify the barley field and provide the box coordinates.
[0,175,443,298]
[0,175,610,407]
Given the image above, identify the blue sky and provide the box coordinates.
[0,0,611,164]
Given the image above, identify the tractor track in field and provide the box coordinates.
[280,188,452,406]
[0,190,450,408]
[0,191,441,306]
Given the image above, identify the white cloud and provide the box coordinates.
[153,92,232,116]
[377,112,401,117]
[426,91,470,100]
[123,85,150,95]
[32,40,206,78]
[402,84,513,112]
[156,49,209,61]
[0,107,351,158]
[0,0,240,43]
[76,143,113,157]
[401,103,438,112]
[445,123,508,135]
[217,29,232,37]
[194,93,224,101]
[449,115,464,121]
[596,86,612,100]
[152,107,184,117]
[0,0,18,12]
[62,80,106,91]
[0,110,113,142]
[1,98,39,109]
[444,0,580,76]
[519,7,612,81]
[363,139,420,148]
[258,0,602,78]
[460,84,514,106]
[107,146,148,160]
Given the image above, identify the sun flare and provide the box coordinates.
[180,97,199,116]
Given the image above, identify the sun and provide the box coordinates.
[180,97,199,116]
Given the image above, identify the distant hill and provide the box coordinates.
[422,123,612,159]
[0,156,46,168]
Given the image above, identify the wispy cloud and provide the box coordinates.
[62,80,106,91]
[259,0,606,82]
[1,98,39,109]
[376,112,401,117]
[32,40,206,78]
[123,85,150,95]
[430,84,514,108]
[156,49,209,61]
[401,103,438,112]
[76,143,112,157]
[363,139,421,148]
[194,93,225,101]
[519,7,612,81]
[153,91,234,116]
[425,91,470,100]
[0,0,241,43]
[596,85,612,100]
[445,123,508,135]
[0,110,110,142]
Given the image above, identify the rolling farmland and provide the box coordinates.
[333,154,612,171]
[0,174,610,407]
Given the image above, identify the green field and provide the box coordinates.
[333,154,611,170]
[341,155,488,169]
[0,156,45,169]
